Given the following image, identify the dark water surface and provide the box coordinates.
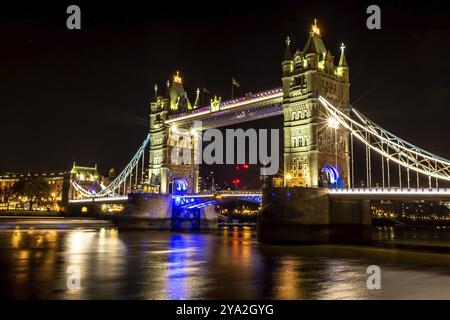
[1,222,450,299]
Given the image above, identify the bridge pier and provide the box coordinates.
[258,187,372,244]
[116,193,218,231]
[116,193,173,230]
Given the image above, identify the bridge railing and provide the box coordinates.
[176,190,262,198]
[167,88,283,121]
[329,187,450,194]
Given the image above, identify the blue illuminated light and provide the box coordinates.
[172,178,189,195]
[321,165,339,185]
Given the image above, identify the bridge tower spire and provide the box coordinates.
[148,72,199,194]
[282,20,351,188]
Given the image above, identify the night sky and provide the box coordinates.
[2,1,450,186]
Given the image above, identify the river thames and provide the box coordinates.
[0,222,450,299]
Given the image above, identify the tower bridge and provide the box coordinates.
[165,88,283,129]
[68,20,450,241]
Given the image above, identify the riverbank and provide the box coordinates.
[0,216,113,228]
[0,210,62,217]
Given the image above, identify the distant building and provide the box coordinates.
[0,170,69,211]
[0,163,103,212]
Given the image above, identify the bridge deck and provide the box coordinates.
[329,188,450,200]
[69,188,450,204]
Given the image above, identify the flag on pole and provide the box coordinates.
[232,78,240,88]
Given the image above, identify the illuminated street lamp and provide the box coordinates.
[285,173,292,187]
[327,116,339,129]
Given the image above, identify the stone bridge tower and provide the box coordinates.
[282,20,350,188]
[148,72,199,194]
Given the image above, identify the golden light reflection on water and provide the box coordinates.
[315,260,369,300]
[7,228,59,295]
[2,225,450,299]
[272,257,304,299]
[215,226,260,299]
[11,228,22,248]
[62,227,125,298]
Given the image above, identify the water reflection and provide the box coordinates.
[316,260,368,300]
[164,234,209,299]
[272,257,304,299]
[0,224,450,299]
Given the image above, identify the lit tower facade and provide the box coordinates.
[148,72,199,194]
[282,20,350,188]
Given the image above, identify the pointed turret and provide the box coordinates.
[336,43,349,82]
[338,43,348,68]
[165,80,170,98]
[168,71,192,112]
[153,84,159,102]
[284,36,292,61]
[282,36,294,78]
[194,88,200,108]
[302,19,326,56]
